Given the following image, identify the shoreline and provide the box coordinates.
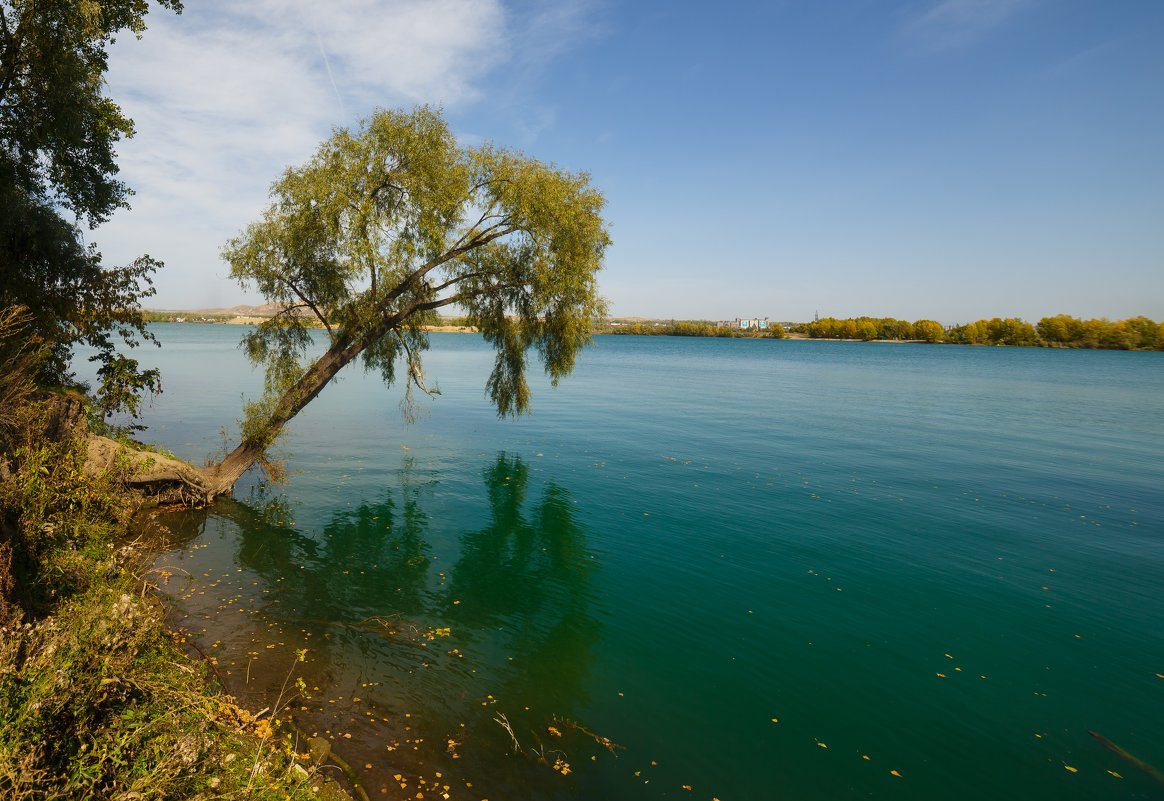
[0,394,355,800]
[165,316,477,333]
[144,317,1164,351]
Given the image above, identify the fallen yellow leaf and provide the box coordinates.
[1064,765,1078,773]
[890,770,902,778]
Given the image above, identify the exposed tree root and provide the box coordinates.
[83,434,215,506]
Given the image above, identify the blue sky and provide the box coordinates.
[99,0,1164,323]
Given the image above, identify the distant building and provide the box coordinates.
[735,317,769,330]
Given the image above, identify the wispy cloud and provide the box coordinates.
[901,0,1037,51]
[97,0,601,307]
[486,0,610,148]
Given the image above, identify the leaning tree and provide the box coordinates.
[189,107,608,499]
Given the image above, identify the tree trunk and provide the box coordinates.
[99,306,414,504]
[194,331,371,499]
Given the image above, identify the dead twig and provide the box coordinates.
[494,712,523,755]
[552,715,624,755]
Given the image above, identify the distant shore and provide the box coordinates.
[148,310,477,333]
[144,310,1164,351]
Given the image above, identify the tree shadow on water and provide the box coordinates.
[444,454,600,714]
[145,453,603,797]
[148,452,599,712]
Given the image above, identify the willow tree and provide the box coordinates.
[199,108,609,497]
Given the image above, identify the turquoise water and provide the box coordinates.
[118,325,1163,800]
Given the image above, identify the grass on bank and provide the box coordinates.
[0,395,350,800]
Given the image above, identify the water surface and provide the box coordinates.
[120,326,1164,800]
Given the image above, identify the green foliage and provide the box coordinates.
[0,413,129,614]
[0,199,164,418]
[222,107,610,461]
[1021,315,1163,350]
[0,404,333,800]
[913,320,944,343]
[986,318,1038,346]
[0,0,175,423]
[798,316,918,340]
[0,0,183,223]
[797,314,1161,350]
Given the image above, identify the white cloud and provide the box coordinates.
[901,0,1037,51]
[97,0,515,307]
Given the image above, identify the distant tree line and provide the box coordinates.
[142,310,1162,351]
[795,315,1164,350]
[598,320,786,339]
[142,310,234,323]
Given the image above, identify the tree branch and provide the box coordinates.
[466,176,513,202]
[370,178,405,204]
[430,271,486,295]
[394,330,440,397]
[268,303,311,324]
[453,210,513,251]
[277,276,333,340]
[376,225,517,314]
[453,199,504,249]
[414,289,493,314]
[0,5,29,105]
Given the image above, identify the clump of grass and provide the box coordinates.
[0,307,56,443]
[0,579,336,799]
[0,394,347,800]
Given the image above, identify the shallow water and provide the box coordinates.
[116,325,1164,800]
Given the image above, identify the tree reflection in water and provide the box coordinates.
[146,452,603,800]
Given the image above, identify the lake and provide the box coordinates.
[108,324,1164,800]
